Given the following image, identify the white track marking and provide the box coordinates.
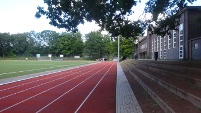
[0,63,106,112]
[0,65,95,92]
[74,62,114,113]
[0,68,46,76]
[35,63,111,113]
[0,64,84,76]
[0,65,102,100]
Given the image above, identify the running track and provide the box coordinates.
[0,62,116,113]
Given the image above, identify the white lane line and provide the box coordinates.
[0,65,101,100]
[0,63,98,86]
[0,64,79,76]
[74,62,115,113]
[0,65,95,92]
[0,63,104,112]
[0,68,46,76]
[35,63,110,113]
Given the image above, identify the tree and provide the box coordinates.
[0,32,36,58]
[39,30,60,54]
[35,0,196,38]
[10,33,29,56]
[71,32,84,56]
[111,36,134,59]
[84,31,111,59]
[102,35,113,60]
[25,32,37,56]
[35,0,145,38]
[56,32,83,57]
[144,0,196,36]
[120,36,134,58]
[0,33,11,58]
[0,30,85,58]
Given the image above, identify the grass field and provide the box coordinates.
[0,60,96,79]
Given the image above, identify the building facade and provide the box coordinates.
[136,6,201,60]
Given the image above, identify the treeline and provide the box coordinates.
[0,30,135,60]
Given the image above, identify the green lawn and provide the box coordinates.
[0,60,96,79]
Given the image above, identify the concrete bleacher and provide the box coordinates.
[121,59,201,113]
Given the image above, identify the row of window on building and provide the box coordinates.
[149,23,184,59]
[137,6,201,60]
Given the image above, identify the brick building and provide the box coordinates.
[136,6,201,60]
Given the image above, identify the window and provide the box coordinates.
[195,43,198,49]
[160,37,163,48]
[160,36,163,59]
[163,36,166,59]
[179,23,184,59]
[168,36,171,49]
[173,30,176,48]
[157,36,160,51]
[154,38,157,51]
[164,36,166,50]
[152,39,154,52]
[152,39,154,59]
[141,43,147,50]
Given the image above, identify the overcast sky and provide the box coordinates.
[0,0,200,35]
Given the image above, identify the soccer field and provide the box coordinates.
[0,60,96,79]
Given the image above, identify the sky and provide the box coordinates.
[0,0,201,35]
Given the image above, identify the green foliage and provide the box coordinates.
[120,36,134,58]
[0,33,10,58]
[35,0,145,38]
[56,32,84,57]
[36,0,197,37]
[111,36,134,58]
[84,31,112,59]
[144,0,196,36]
[0,31,83,58]
[0,30,135,60]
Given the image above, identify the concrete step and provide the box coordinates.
[121,60,201,113]
[135,66,201,109]
[146,62,201,77]
[140,65,201,88]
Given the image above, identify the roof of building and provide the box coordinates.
[179,6,201,14]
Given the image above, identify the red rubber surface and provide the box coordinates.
[0,62,116,113]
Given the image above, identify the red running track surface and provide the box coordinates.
[0,61,116,113]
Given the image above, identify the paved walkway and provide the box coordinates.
[116,63,143,113]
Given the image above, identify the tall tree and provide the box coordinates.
[71,32,84,56]
[40,30,60,54]
[111,36,134,59]
[35,0,145,38]
[0,33,11,58]
[120,36,134,58]
[84,31,110,59]
[56,32,83,57]
[10,33,29,56]
[102,35,113,60]
[36,0,196,37]
[25,32,37,56]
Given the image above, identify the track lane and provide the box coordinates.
[36,62,115,113]
[0,63,101,97]
[75,62,116,113]
[0,62,115,113]
[0,63,98,91]
[0,63,106,112]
